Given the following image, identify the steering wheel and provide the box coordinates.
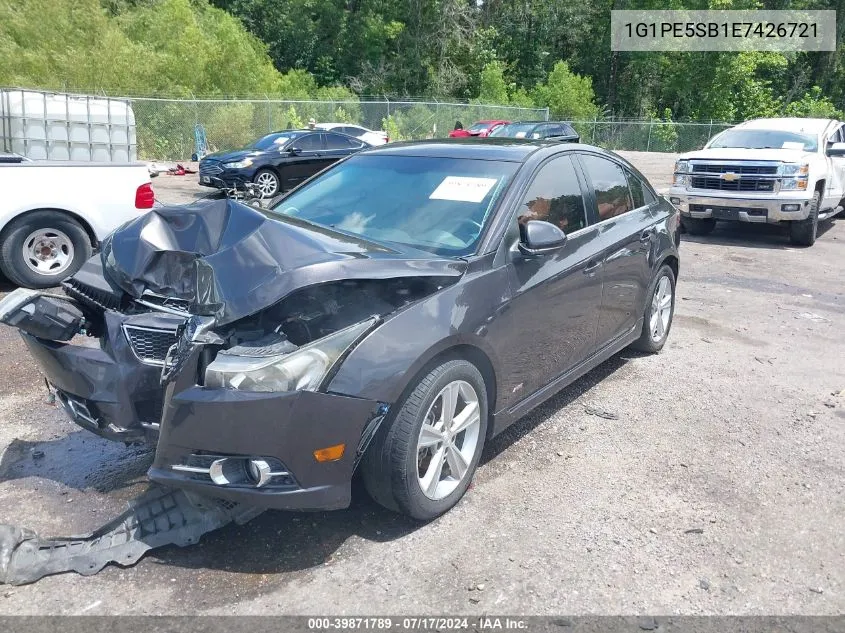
[452,218,483,242]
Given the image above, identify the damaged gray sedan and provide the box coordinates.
[0,139,680,521]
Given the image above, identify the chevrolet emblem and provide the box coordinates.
[721,172,740,182]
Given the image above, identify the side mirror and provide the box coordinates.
[288,146,301,155]
[518,220,567,256]
[826,142,845,157]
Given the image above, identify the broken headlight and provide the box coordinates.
[204,318,376,392]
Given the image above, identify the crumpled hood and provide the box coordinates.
[100,198,466,326]
[680,147,814,163]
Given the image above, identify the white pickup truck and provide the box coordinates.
[0,161,154,288]
[668,118,845,246]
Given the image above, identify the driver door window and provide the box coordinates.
[517,155,588,234]
[295,134,323,152]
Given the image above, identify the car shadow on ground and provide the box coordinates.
[681,217,839,250]
[148,354,630,576]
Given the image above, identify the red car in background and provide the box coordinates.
[448,120,509,138]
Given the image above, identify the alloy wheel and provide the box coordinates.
[254,172,279,197]
[649,275,673,343]
[416,380,482,501]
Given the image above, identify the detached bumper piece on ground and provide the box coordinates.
[0,485,261,586]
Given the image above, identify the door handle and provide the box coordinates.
[583,260,602,275]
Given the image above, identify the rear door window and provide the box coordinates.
[580,154,634,221]
[325,132,357,150]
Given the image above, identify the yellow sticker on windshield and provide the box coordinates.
[429,176,498,203]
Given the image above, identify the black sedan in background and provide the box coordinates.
[490,120,580,142]
[199,129,370,197]
[2,138,680,521]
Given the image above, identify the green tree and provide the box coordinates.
[532,61,600,120]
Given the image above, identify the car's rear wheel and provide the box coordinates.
[630,264,676,353]
[0,211,92,288]
[683,217,716,235]
[361,359,488,520]
[789,190,820,247]
[253,169,280,198]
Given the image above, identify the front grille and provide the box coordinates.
[63,278,123,311]
[123,325,178,365]
[199,162,223,176]
[690,176,775,192]
[692,163,778,175]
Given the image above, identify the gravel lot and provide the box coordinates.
[0,151,843,615]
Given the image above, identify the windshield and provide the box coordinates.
[490,123,538,139]
[708,129,818,152]
[269,155,518,256]
[251,133,293,150]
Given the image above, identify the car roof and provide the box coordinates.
[361,138,601,162]
[736,118,837,134]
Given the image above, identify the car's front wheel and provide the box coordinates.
[361,359,488,520]
[253,169,280,198]
[789,190,820,247]
[630,264,676,353]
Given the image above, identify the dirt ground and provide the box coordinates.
[0,151,843,615]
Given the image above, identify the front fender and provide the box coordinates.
[327,268,510,406]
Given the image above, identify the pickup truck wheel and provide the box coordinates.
[361,359,488,521]
[0,211,92,289]
[789,191,820,247]
[683,217,716,235]
[630,264,676,353]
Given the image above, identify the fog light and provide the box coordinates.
[670,197,681,205]
[781,204,801,212]
[314,443,346,462]
[247,459,272,487]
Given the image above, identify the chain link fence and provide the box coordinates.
[571,118,734,154]
[3,88,737,161]
[130,98,550,160]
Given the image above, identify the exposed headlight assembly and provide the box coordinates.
[780,163,809,190]
[223,158,253,169]
[204,318,376,393]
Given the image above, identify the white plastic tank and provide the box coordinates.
[0,89,137,162]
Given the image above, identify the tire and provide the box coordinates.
[683,217,716,235]
[630,264,676,353]
[789,191,820,247]
[253,169,280,198]
[0,211,92,289]
[361,359,489,520]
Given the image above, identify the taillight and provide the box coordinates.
[135,183,155,209]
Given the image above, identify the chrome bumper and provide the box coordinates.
[668,192,813,223]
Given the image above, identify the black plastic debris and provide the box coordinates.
[0,485,261,586]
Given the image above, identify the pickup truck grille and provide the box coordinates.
[690,176,775,192]
[689,161,779,193]
[691,164,778,175]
